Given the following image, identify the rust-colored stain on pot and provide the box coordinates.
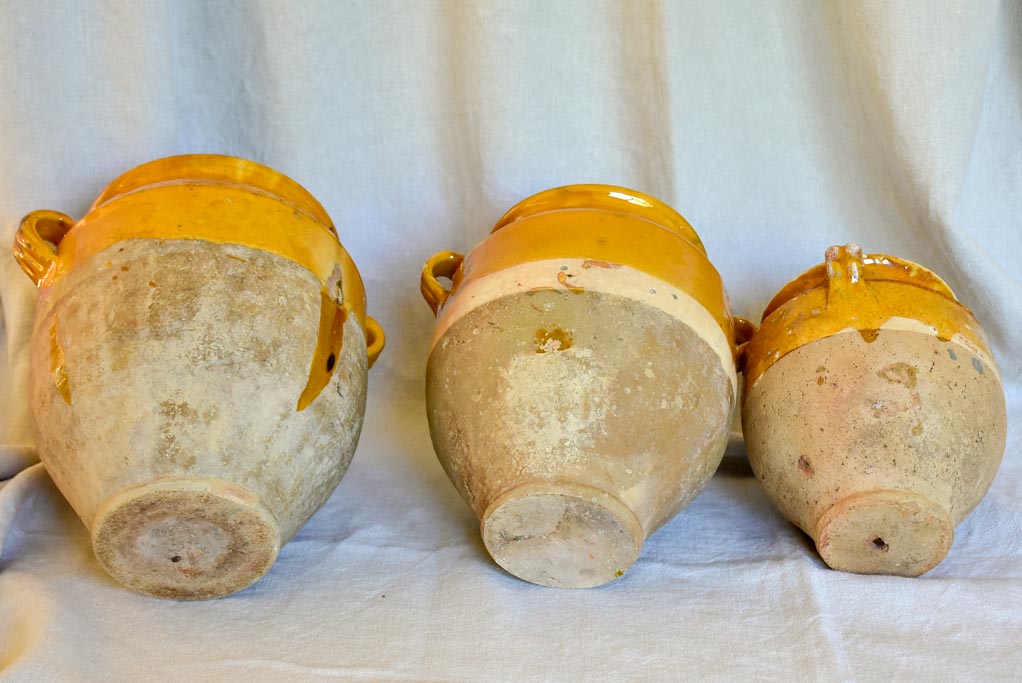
[581,259,621,270]
[879,362,918,389]
[859,328,880,343]
[556,271,585,294]
[534,327,573,354]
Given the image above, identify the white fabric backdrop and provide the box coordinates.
[1,0,1019,679]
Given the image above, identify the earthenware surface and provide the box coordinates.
[1,1,1021,679]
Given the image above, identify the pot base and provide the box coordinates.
[815,489,952,577]
[91,478,280,600]
[480,482,642,588]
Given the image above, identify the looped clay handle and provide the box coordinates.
[365,316,385,368]
[13,210,75,287]
[420,251,464,317]
[733,316,757,375]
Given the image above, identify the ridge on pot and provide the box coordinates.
[420,184,751,588]
[741,243,1006,577]
[13,154,384,599]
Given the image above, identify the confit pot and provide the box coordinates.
[13,154,384,599]
[420,184,752,588]
[741,244,1006,576]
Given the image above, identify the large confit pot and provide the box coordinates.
[13,154,384,599]
[421,184,752,588]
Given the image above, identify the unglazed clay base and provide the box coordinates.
[92,479,280,600]
[28,239,368,599]
[481,482,642,588]
[815,489,953,577]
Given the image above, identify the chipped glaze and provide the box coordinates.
[421,185,748,588]
[742,244,1007,577]
[13,155,383,599]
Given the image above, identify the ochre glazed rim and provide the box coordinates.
[491,184,707,253]
[91,154,337,235]
[743,244,992,392]
[15,154,384,368]
[761,252,958,321]
[429,184,737,351]
[18,154,365,314]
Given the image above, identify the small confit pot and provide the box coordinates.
[13,154,384,599]
[420,185,752,588]
[741,244,1006,576]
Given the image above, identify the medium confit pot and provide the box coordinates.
[420,185,752,588]
[741,244,1006,576]
[13,154,384,599]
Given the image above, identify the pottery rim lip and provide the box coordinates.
[21,154,356,292]
[89,153,338,238]
[490,183,707,254]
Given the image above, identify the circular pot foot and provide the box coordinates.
[91,478,280,600]
[815,489,952,577]
[481,481,643,588]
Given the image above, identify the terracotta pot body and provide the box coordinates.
[421,185,749,588]
[14,155,384,599]
[742,244,1006,576]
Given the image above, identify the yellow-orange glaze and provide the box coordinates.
[48,317,71,405]
[491,184,705,249]
[423,184,742,354]
[743,244,992,393]
[297,291,348,411]
[14,155,383,371]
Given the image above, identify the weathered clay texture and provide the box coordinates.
[427,263,733,588]
[30,238,368,599]
[743,327,1006,576]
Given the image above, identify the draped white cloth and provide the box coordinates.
[1,1,1019,679]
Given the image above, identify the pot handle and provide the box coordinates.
[13,210,75,286]
[420,251,463,317]
[365,316,385,368]
[734,316,756,374]
[826,243,868,301]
